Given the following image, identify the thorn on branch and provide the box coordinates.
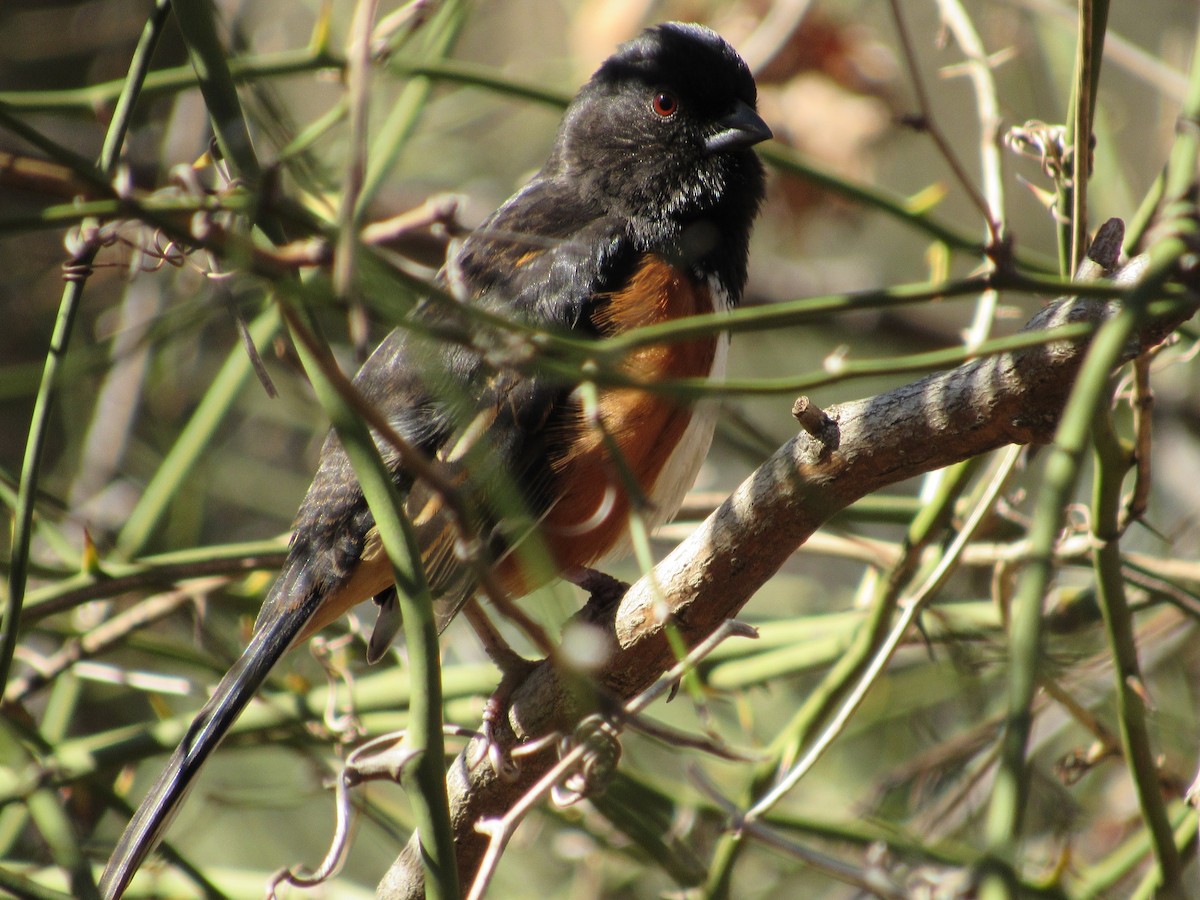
[792,396,837,446]
[1086,217,1124,273]
[984,228,1015,273]
[232,305,279,398]
[898,112,929,132]
[1126,674,1156,710]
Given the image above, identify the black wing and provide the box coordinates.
[99,177,633,898]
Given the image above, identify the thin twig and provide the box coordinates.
[691,766,907,899]
[935,0,1009,347]
[21,542,287,623]
[4,578,222,704]
[1125,353,1154,526]
[1039,676,1122,776]
[1091,386,1184,892]
[739,0,815,75]
[361,194,464,245]
[888,0,1002,249]
[1070,0,1095,272]
[336,0,379,358]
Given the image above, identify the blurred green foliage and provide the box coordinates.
[2,1,1200,897]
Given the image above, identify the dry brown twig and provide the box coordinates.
[4,577,226,704]
[888,0,1003,251]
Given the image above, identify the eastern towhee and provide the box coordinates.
[100,21,769,897]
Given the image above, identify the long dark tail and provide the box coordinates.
[99,581,319,899]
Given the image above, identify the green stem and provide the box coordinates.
[358,0,467,213]
[981,22,1200,890]
[600,270,1130,355]
[1058,0,1109,273]
[980,232,1190,895]
[663,320,1096,399]
[1091,407,1183,893]
[1,278,88,698]
[170,0,261,185]
[1069,0,1094,272]
[760,145,995,260]
[20,539,286,624]
[0,46,340,112]
[284,306,458,899]
[115,306,282,557]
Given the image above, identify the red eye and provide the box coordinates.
[651,90,678,118]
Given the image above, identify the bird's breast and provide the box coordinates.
[499,255,726,590]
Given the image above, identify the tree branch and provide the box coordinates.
[378,248,1197,898]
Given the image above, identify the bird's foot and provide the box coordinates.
[462,600,539,779]
[469,653,539,780]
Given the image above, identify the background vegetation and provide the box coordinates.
[1,0,1199,897]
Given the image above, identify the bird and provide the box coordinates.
[99,21,769,898]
